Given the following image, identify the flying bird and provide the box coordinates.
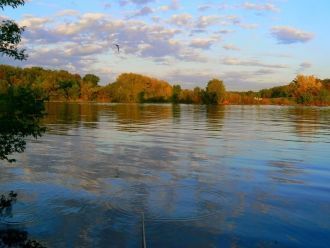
[114,44,120,53]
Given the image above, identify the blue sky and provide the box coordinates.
[1,0,329,90]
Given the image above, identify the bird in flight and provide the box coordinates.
[114,44,120,53]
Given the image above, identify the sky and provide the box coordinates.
[1,0,329,90]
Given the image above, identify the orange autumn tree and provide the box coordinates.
[80,74,100,101]
[290,75,322,104]
[107,73,173,103]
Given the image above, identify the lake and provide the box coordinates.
[1,103,329,247]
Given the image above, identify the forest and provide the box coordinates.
[1,64,330,105]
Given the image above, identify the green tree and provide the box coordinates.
[316,89,330,104]
[0,0,46,162]
[0,0,27,60]
[80,74,100,101]
[82,74,100,87]
[0,85,45,162]
[172,84,181,103]
[322,79,330,91]
[204,79,226,104]
[192,87,202,104]
[58,80,73,100]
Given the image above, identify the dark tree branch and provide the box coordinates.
[0,0,25,10]
[0,0,27,60]
[0,20,27,60]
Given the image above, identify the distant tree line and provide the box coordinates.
[225,75,330,105]
[257,75,330,105]
[1,64,330,105]
[0,65,227,104]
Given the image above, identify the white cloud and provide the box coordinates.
[223,44,240,51]
[169,13,192,27]
[190,38,218,49]
[216,15,259,30]
[64,44,106,56]
[159,0,180,11]
[17,10,211,77]
[198,5,211,12]
[164,69,216,87]
[195,15,219,28]
[56,9,80,17]
[271,26,314,44]
[223,15,240,25]
[131,6,154,17]
[119,0,155,6]
[164,69,280,90]
[223,57,288,69]
[297,62,312,73]
[216,29,235,35]
[242,2,279,12]
[20,16,51,29]
[220,70,280,90]
[300,62,312,69]
[254,69,275,75]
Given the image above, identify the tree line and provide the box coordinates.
[0,65,227,104]
[1,64,330,105]
[256,75,330,105]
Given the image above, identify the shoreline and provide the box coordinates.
[45,100,330,107]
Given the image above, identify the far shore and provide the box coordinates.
[45,100,330,107]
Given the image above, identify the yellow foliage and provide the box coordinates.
[291,75,322,97]
[109,73,173,103]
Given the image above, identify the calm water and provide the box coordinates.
[1,103,330,247]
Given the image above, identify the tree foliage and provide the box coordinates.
[0,85,45,162]
[0,0,25,9]
[1,64,330,106]
[0,0,47,163]
[203,79,226,104]
[0,0,27,60]
[107,73,173,103]
[322,79,330,91]
[82,74,100,86]
[172,85,181,103]
[289,75,322,104]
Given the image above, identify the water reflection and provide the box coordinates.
[288,107,330,136]
[0,103,329,247]
[0,229,45,248]
[0,192,45,248]
[268,160,304,184]
[44,103,228,134]
[172,104,181,124]
[206,105,225,131]
[44,103,99,132]
[112,104,172,132]
[44,103,174,133]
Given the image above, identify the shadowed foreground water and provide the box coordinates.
[0,103,329,247]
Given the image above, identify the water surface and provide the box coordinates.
[1,103,329,247]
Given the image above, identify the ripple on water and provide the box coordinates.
[2,104,330,247]
[0,201,37,226]
[105,184,227,223]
